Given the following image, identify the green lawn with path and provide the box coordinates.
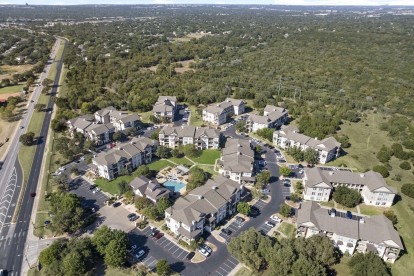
[95,175,134,195]
[277,222,296,238]
[169,156,194,166]
[148,159,173,171]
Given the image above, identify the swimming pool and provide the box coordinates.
[163,180,186,193]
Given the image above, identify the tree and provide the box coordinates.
[256,170,271,189]
[180,144,200,158]
[142,206,159,220]
[401,183,414,199]
[156,259,172,276]
[156,145,172,159]
[280,166,292,177]
[383,210,398,225]
[279,203,292,218]
[255,128,273,142]
[303,148,318,165]
[291,256,326,276]
[34,103,46,112]
[156,197,172,215]
[287,146,304,162]
[135,164,151,177]
[151,130,160,140]
[42,78,53,87]
[62,251,87,276]
[135,197,153,211]
[295,181,304,193]
[333,186,361,208]
[49,192,85,234]
[399,161,411,170]
[112,132,122,142]
[187,167,207,191]
[376,145,393,163]
[19,131,35,146]
[104,238,128,267]
[51,174,70,191]
[118,180,130,194]
[171,148,183,158]
[149,115,159,124]
[235,121,246,133]
[39,238,68,266]
[237,202,251,216]
[373,165,390,178]
[348,252,390,276]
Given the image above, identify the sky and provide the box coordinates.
[2,0,414,6]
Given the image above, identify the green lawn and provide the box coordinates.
[148,159,173,171]
[0,84,24,94]
[190,149,221,164]
[169,156,194,166]
[95,175,135,195]
[139,111,153,124]
[58,65,69,98]
[196,164,217,176]
[48,42,65,80]
[188,105,204,126]
[359,204,383,216]
[330,256,351,276]
[277,222,296,238]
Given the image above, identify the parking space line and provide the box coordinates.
[227,257,238,265]
[162,241,172,248]
[166,243,176,251]
[171,247,180,255]
[222,262,233,270]
[219,266,231,273]
[177,250,186,259]
[215,270,224,276]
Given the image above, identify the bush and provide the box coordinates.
[401,183,414,199]
[399,161,411,170]
[279,203,292,218]
[333,186,361,208]
[255,128,273,142]
[237,202,251,216]
[383,210,398,225]
[372,165,390,178]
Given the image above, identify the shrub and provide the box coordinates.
[333,186,361,208]
[383,210,398,225]
[399,161,411,170]
[279,203,292,218]
[401,183,414,199]
[372,165,390,178]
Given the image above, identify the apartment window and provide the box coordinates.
[376,202,380,206]
[318,188,323,192]
[311,192,315,195]
[382,202,386,206]
[318,193,322,196]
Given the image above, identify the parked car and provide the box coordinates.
[186,252,195,260]
[134,249,145,259]
[89,185,97,190]
[198,246,210,257]
[112,202,121,207]
[270,215,282,223]
[153,232,164,240]
[221,228,232,236]
[202,244,212,254]
[258,229,267,236]
[262,188,270,194]
[127,213,139,221]
[250,206,260,216]
[150,228,159,237]
[30,192,36,197]
[58,166,66,171]
[346,211,353,219]
[265,221,275,228]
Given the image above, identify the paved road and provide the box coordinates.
[0,38,66,275]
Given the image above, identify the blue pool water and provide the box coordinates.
[163,180,186,192]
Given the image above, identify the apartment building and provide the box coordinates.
[273,125,341,164]
[303,167,397,207]
[165,175,243,243]
[158,126,222,150]
[217,138,255,184]
[152,96,177,123]
[297,201,403,263]
[129,175,170,203]
[246,105,288,133]
[67,107,140,145]
[202,98,245,125]
[91,137,157,180]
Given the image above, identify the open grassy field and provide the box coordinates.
[277,222,296,238]
[148,159,173,171]
[0,64,34,80]
[331,256,351,276]
[188,105,204,126]
[0,84,24,94]
[328,112,414,275]
[47,42,65,81]
[234,267,255,276]
[169,156,194,166]
[95,175,133,195]
[190,149,220,165]
[139,110,153,123]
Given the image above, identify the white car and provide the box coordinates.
[198,247,210,257]
[265,221,276,228]
[58,166,66,171]
[270,215,282,223]
[134,249,145,259]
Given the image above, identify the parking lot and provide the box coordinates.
[139,254,158,271]
[257,222,274,235]
[280,180,292,199]
[213,255,239,276]
[142,227,190,261]
[219,220,243,243]
[69,177,108,209]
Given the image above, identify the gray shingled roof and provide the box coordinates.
[159,126,219,139]
[166,175,242,227]
[204,98,239,115]
[297,201,403,248]
[247,105,287,124]
[304,167,396,193]
[275,127,340,151]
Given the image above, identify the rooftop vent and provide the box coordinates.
[212,186,218,190]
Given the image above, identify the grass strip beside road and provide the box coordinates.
[0,84,25,94]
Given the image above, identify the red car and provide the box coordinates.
[153,232,164,240]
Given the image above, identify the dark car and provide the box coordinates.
[328,208,336,216]
[30,192,36,197]
[127,213,139,221]
[150,228,159,237]
[153,232,164,240]
[112,202,121,207]
[221,228,232,236]
[89,185,97,190]
[258,229,267,236]
[186,252,195,260]
[250,206,260,215]
[346,211,353,219]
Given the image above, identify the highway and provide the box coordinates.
[0,38,66,275]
